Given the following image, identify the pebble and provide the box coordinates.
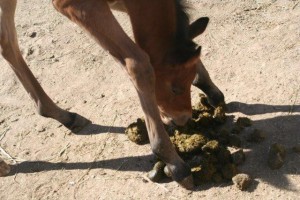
[232,173,252,190]
[29,31,37,38]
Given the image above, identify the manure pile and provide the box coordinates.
[125,94,268,190]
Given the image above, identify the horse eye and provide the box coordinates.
[172,85,184,95]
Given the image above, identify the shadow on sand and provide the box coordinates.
[6,102,300,192]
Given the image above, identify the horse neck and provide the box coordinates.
[125,0,178,68]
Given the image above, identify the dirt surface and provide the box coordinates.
[0,0,299,199]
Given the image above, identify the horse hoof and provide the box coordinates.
[0,159,11,177]
[178,174,194,190]
[208,91,225,108]
[170,163,194,190]
[63,112,91,133]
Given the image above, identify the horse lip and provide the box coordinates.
[172,113,191,126]
[161,116,173,125]
[160,112,173,125]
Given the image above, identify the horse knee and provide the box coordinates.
[0,26,16,60]
[0,29,9,58]
[126,53,155,92]
[0,25,16,61]
[0,0,16,56]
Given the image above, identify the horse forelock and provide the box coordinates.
[168,0,198,65]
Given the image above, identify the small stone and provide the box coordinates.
[247,129,266,143]
[232,173,252,190]
[29,31,37,38]
[268,143,286,170]
[69,181,75,186]
[0,159,10,177]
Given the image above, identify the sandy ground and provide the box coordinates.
[0,0,299,199]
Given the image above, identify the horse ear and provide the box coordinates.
[189,17,209,39]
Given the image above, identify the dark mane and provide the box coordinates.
[169,0,199,64]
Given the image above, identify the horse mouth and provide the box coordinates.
[160,113,173,125]
[160,111,191,126]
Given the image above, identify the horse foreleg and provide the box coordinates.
[52,0,193,189]
[193,60,225,107]
[0,0,90,133]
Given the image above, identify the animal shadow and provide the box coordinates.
[6,101,300,192]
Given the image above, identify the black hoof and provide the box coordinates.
[63,112,91,133]
[207,91,225,108]
[0,159,11,177]
[178,174,194,190]
[170,163,194,190]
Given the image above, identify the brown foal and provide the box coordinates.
[0,0,224,189]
